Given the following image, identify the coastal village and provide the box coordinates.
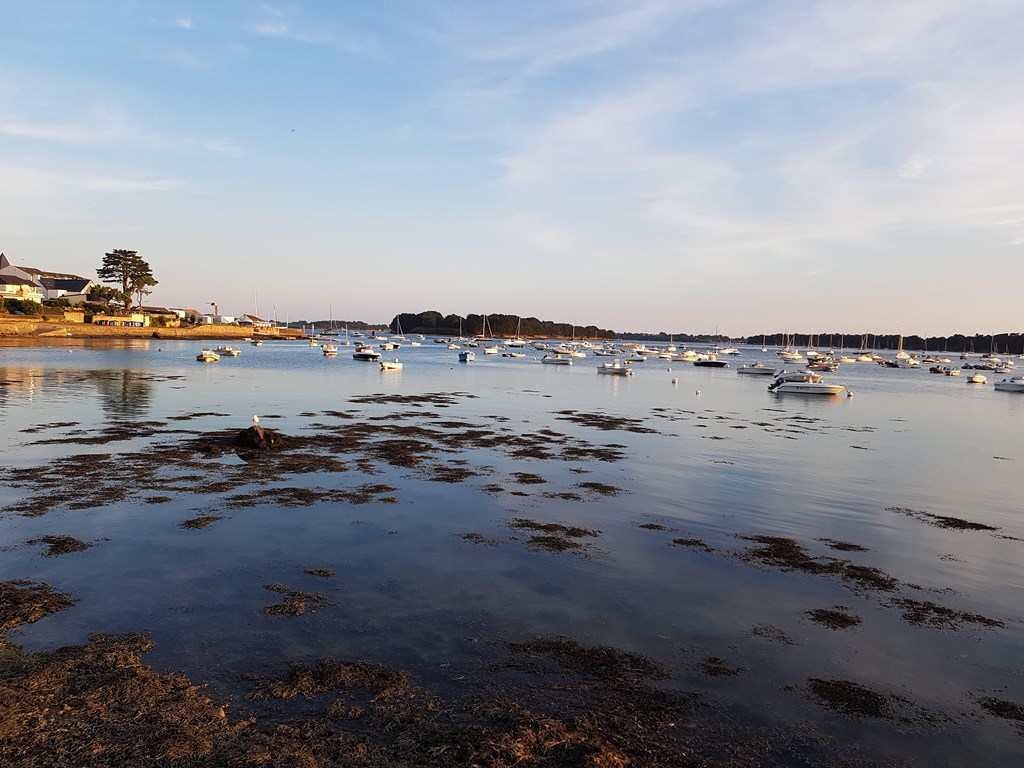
[0,253,299,339]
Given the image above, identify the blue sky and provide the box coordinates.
[2,1,1022,336]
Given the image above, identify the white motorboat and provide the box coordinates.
[501,352,527,358]
[196,349,220,363]
[250,339,263,346]
[993,375,1024,392]
[352,344,382,362]
[737,362,778,376]
[597,360,633,376]
[213,345,240,357]
[541,353,572,365]
[482,345,501,355]
[380,359,402,371]
[768,370,847,395]
[321,343,338,357]
[458,350,475,363]
[967,373,987,384]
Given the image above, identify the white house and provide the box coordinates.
[38,276,94,304]
[0,274,45,303]
[0,252,90,304]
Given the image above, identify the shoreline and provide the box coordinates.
[0,317,305,341]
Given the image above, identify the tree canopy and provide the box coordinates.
[96,250,157,312]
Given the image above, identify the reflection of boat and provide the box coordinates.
[380,359,402,371]
[768,370,846,395]
[458,350,475,363]
[352,344,382,361]
[196,349,220,362]
[597,360,633,376]
[993,375,1024,392]
[213,345,240,357]
[541,353,572,365]
[737,362,778,375]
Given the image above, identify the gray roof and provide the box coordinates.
[39,277,92,292]
[0,274,38,287]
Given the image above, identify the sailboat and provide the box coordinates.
[393,316,409,342]
[761,334,767,353]
[505,317,527,347]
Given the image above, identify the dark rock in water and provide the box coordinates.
[235,424,286,450]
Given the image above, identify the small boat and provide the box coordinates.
[693,358,728,368]
[737,362,778,376]
[597,360,633,376]
[321,343,338,357]
[482,345,501,355]
[352,344,382,362]
[501,352,527,358]
[250,339,263,346]
[380,359,403,371]
[541,353,572,365]
[768,370,846,395]
[213,345,240,357]
[458,350,475,363]
[993,375,1024,392]
[967,373,987,384]
[196,349,220,363]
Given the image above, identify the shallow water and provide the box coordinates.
[2,338,1022,764]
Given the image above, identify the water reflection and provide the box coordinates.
[91,370,153,420]
[0,367,152,420]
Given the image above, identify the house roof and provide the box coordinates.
[19,266,86,280]
[0,275,39,287]
[39,277,92,292]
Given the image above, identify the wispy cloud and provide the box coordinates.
[483,0,1024,272]
[247,4,382,56]
[0,163,188,199]
[175,16,193,30]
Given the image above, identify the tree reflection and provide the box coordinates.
[92,370,153,420]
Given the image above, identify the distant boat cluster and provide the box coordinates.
[193,332,1024,396]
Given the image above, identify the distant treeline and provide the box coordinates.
[623,331,1024,355]
[292,320,386,331]
[390,311,616,340]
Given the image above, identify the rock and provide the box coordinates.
[234,424,286,450]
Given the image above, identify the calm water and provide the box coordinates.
[2,338,1022,765]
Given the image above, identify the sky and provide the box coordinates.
[2,0,1022,337]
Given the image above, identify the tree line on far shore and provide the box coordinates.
[388,311,616,340]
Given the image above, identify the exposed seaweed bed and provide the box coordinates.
[1,390,1021,765]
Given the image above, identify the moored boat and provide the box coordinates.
[380,359,402,371]
[213,345,240,357]
[597,360,633,376]
[737,362,778,375]
[352,344,382,362]
[768,370,847,395]
[541,353,572,365]
[196,349,220,363]
[993,375,1024,392]
[458,350,475,363]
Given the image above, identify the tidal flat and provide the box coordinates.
[0,339,1022,766]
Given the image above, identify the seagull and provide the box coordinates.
[252,415,260,425]
[695,389,701,396]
